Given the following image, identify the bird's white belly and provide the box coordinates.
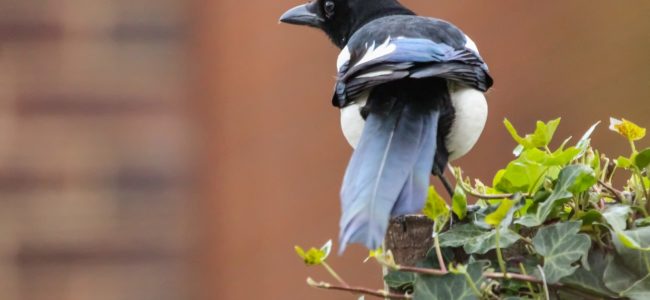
[446,85,488,160]
[339,86,487,160]
[340,91,369,148]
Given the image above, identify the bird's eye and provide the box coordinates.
[324,1,335,18]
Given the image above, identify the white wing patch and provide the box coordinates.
[356,37,396,66]
[337,46,351,72]
[357,70,393,78]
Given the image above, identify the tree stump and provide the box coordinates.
[384,215,434,294]
[385,215,434,267]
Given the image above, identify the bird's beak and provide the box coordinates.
[279,2,324,28]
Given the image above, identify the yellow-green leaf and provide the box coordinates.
[616,231,650,252]
[610,117,646,141]
[452,185,467,220]
[531,118,561,148]
[422,186,449,232]
[504,118,529,147]
[294,240,332,266]
[504,118,561,150]
[485,199,516,227]
[364,247,383,263]
[616,156,633,169]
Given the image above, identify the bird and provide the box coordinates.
[280,0,493,253]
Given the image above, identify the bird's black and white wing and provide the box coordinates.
[333,16,493,107]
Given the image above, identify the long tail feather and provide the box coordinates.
[338,103,439,253]
[391,111,438,216]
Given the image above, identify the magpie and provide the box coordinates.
[280,0,493,253]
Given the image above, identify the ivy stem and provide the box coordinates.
[321,262,349,288]
[635,169,650,214]
[597,179,624,203]
[518,263,536,295]
[306,278,411,299]
[629,140,637,154]
[458,180,528,200]
[544,146,553,154]
[392,265,563,287]
[453,167,531,200]
[434,235,447,272]
[537,265,550,300]
[462,271,482,297]
[495,228,507,276]
[601,156,611,182]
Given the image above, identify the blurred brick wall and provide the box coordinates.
[0,0,193,299]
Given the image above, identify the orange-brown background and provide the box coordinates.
[1,0,649,299]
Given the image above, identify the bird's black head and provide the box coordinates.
[280,0,414,48]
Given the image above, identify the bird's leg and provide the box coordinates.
[438,174,454,197]
[433,156,454,197]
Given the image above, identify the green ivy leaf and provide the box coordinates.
[588,149,601,175]
[494,158,546,193]
[604,254,641,295]
[384,270,416,290]
[616,228,650,251]
[576,121,601,154]
[605,242,650,300]
[439,223,520,255]
[621,274,650,300]
[566,165,598,194]
[423,186,450,232]
[422,245,457,270]
[634,148,650,169]
[517,165,596,227]
[294,240,332,266]
[485,199,516,228]
[604,226,650,297]
[576,209,603,226]
[503,118,561,149]
[463,230,520,255]
[504,118,533,148]
[413,261,484,300]
[438,223,484,247]
[517,146,580,167]
[617,156,633,169]
[635,217,650,227]
[518,148,548,163]
[602,205,632,231]
[452,185,468,220]
[532,221,591,284]
[531,118,562,148]
[560,250,617,297]
[544,147,581,166]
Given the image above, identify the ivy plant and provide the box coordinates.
[294,117,650,300]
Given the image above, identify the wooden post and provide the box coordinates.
[384,214,434,294]
[385,215,434,266]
